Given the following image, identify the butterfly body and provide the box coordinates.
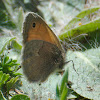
[22,12,65,82]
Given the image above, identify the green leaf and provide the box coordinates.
[2,0,15,23]
[6,76,19,94]
[2,55,9,65]
[57,69,69,100]
[17,7,24,33]
[11,40,22,53]
[59,18,100,40]
[56,84,60,100]
[5,58,12,65]
[0,53,21,77]
[64,7,100,30]
[0,10,16,29]
[11,94,30,100]
[60,83,68,100]
[13,73,22,76]
[66,47,100,100]
[0,90,6,100]
[60,69,69,94]
[0,71,10,89]
[0,37,16,54]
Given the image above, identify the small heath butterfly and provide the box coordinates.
[22,12,65,82]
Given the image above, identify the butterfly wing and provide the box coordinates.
[22,40,64,82]
[23,12,63,52]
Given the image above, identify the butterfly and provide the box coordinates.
[22,12,65,82]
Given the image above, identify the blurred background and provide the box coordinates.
[0,0,100,36]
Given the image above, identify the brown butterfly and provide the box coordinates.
[22,12,65,82]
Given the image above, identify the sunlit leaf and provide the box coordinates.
[65,47,100,100]
[11,40,22,53]
[64,7,100,30]
[59,18,100,40]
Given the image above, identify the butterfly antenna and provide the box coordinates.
[65,60,79,75]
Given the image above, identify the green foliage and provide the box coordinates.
[17,7,24,33]
[64,7,100,30]
[59,18,100,40]
[0,37,16,55]
[56,84,60,100]
[0,53,22,99]
[0,10,16,30]
[56,69,69,100]
[0,36,25,99]
[0,37,22,54]
[11,94,30,100]
[0,71,10,89]
[11,40,22,53]
[7,76,19,95]
[0,91,6,100]
[59,7,100,42]
[0,71,19,100]
[0,54,21,77]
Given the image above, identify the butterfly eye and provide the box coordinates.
[32,23,36,28]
